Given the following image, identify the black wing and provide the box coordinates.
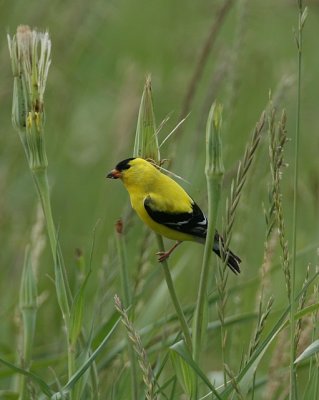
[144,195,207,238]
[144,195,241,273]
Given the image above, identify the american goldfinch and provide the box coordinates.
[107,157,241,273]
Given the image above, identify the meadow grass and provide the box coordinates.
[1,1,319,399]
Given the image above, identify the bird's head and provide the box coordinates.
[106,157,135,180]
[107,157,158,188]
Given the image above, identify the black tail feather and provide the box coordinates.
[213,232,241,274]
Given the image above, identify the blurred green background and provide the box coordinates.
[1,0,319,397]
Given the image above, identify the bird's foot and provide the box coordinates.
[156,241,181,263]
[156,251,171,263]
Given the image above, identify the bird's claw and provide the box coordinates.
[156,251,170,263]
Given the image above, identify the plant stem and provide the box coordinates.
[115,221,139,400]
[217,264,228,387]
[290,2,304,399]
[155,234,192,352]
[193,103,223,365]
[192,103,224,398]
[31,168,70,314]
[31,168,57,261]
[31,167,74,380]
[192,176,221,363]
[18,247,37,400]
[115,222,132,308]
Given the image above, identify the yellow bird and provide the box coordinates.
[107,157,241,273]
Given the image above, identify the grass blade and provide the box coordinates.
[61,313,120,394]
[294,340,319,365]
[170,340,222,399]
[0,357,52,397]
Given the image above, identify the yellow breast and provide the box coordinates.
[122,160,194,241]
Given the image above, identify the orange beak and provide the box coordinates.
[106,169,122,179]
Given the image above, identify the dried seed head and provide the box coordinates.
[8,25,51,170]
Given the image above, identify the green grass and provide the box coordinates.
[1,0,319,399]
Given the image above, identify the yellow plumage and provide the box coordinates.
[120,158,195,242]
[107,157,241,273]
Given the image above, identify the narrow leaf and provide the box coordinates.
[294,339,319,364]
[63,313,120,391]
[301,6,308,29]
[69,268,91,346]
[170,350,195,396]
[0,357,52,397]
[170,340,222,399]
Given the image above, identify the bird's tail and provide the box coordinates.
[213,232,241,274]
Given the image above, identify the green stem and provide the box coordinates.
[31,168,70,315]
[192,176,221,400]
[193,102,223,363]
[31,168,57,261]
[90,362,100,400]
[290,3,304,399]
[115,225,132,308]
[289,0,307,400]
[18,247,37,400]
[192,103,224,398]
[31,168,74,379]
[192,176,221,363]
[18,310,37,400]
[156,234,192,352]
[115,225,139,400]
[18,377,27,400]
[22,313,36,367]
[221,320,227,387]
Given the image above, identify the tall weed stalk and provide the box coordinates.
[291,2,307,397]
[193,102,224,368]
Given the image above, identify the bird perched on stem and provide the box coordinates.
[107,157,241,274]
